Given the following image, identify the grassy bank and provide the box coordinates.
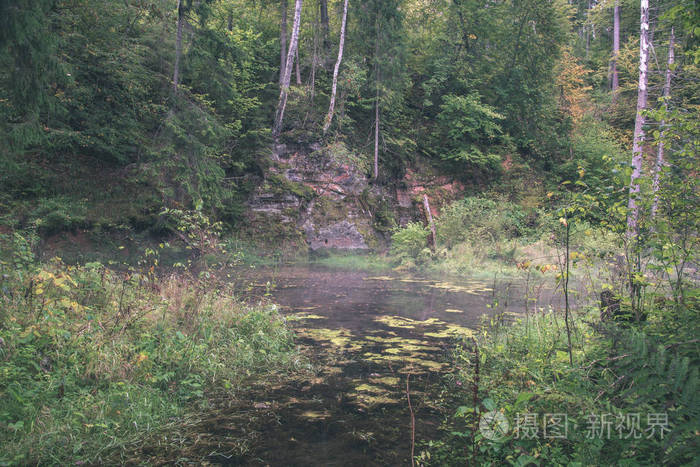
[0,232,304,465]
[423,306,699,466]
[307,252,394,272]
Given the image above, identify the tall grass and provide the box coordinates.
[0,233,303,464]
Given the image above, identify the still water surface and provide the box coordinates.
[155,265,554,465]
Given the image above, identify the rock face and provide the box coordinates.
[245,141,466,252]
[303,220,368,250]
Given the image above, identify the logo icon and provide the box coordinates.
[479,410,510,440]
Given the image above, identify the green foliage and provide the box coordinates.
[29,197,90,236]
[390,222,429,262]
[0,232,302,464]
[426,309,700,466]
[436,197,536,249]
[432,93,504,170]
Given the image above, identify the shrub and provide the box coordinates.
[435,196,538,249]
[29,197,90,236]
[390,222,429,260]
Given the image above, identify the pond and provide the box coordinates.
[152,265,559,465]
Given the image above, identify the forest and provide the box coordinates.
[0,0,698,464]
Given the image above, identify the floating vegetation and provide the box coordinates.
[363,352,447,372]
[364,336,441,353]
[299,410,331,420]
[373,315,417,328]
[354,383,386,393]
[423,323,475,339]
[369,376,400,386]
[286,312,327,321]
[364,276,395,281]
[296,328,366,351]
[349,393,400,406]
[348,382,400,406]
[428,281,492,294]
[444,308,464,313]
[373,315,444,329]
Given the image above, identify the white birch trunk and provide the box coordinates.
[272,0,303,139]
[374,91,380,180]
[651,28,674,219]
[280,0,288,84]
[322,0,348,134]
[626,0,650,238]
[295,44,302,85]
[423,195,437,252]
[373,23,380,180]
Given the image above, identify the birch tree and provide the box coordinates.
[374,23,380,180]
[651,28,674,218]
[626,0,650,239]
[322,0,348,134]
[272,0,303,138]
[280,0,288,84]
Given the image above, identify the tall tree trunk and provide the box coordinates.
[611,0,620,98]
[280,0,288,84]
[323,0,348,134]
[651,27,674,219]
[295,44,302,84]
[373,21,380,180]
[172,0,184,93]
[626,0,650,239]
[319,0,329,51]
[374,90,380,180]
[273,0,303,138]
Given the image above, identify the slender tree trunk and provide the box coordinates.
[323,0,348,134]
[564,218,573,366]
[651,28,674,218]
[280,0,288,84]
[172,0,184,93]
[273,0,303,138]
[611,0,620,98]
[423,194,437,252]
[626,0,650,239]
[374,94,379,180]
[319,0,329,51]
[295,44,302,84]
[373,22,380,180]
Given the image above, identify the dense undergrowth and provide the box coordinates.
[424,306,699,466]
[0,232,304,465]
[389,195,617,279]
